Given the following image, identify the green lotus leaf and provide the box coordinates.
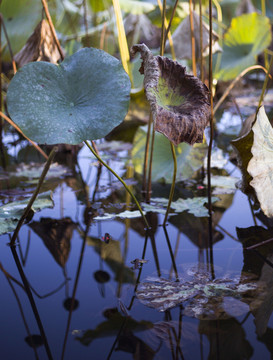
[7,48,131,145]
[247,106,273,217]
[0,191,54,235]
[216,13,272,81]
[132,126,208,183]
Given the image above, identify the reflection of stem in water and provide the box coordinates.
[200,333,204,360]
[1,269,40,360]
[163,226,179,280]
[248,197,258,226]
[150,231,161,277]
[166,310,185,360]
[216,224,238,241]
[18,230,31,266]
[61,225,89,360]
[165,311,175,360]
[146,124,155,203]
[10,246,53,360]
[176,306,183,360]
[247,249,273,270]
[106,317,127,360]
[127,232,148,310]
[170,231,181,278]
[10,147,57,247]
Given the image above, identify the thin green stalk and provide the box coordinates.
[146,123,155,203]
[84,141,150,228]
[142,112,152,196]
[10,147,57,246]
[163,142,177,226]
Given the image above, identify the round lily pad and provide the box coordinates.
[7,47,131,145]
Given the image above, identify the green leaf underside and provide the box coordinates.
[0,191,54,235]
[149,77,186,111]
[7,48,131,145]
[216,13,272,81]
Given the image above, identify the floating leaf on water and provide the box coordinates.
[14,19,61,67]
[166,10,221,60]
[136,274,259,319]
[130,44,210,145]
[204,175,239,195]
[0,191,54,235]
[132,126,208,183]
[7,48,131,145]
[247,107,273,217]
[216,13,272,81]
[143,196,218,217]
[9,162,70,180]
[94,210,146,221]
[131,258,149,269]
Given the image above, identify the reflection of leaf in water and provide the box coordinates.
[9,163,70,180]
[247,107,273,217]
[87,236,135,284]
[136,269,259,319]
[199,318,253,360]
[236,226,273,337]
[29,218,75,268]
[94,210,145,221]
[204,175,239,195]
[75,311,153,346]
[0,191,54,235]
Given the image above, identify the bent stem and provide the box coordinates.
[84,140,150,229]
[163,142,177,226]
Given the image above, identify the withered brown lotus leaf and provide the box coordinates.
[130,44,210,145]
[14,19,62,67]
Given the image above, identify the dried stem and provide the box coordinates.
[0,14,17,73]
[41,0,65,61]
[189,0,197,76]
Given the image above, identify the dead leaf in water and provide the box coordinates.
[130,44,211,145]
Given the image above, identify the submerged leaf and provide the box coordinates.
[247,107,273,217]
[131,44,210,145]
[7,48,131,145]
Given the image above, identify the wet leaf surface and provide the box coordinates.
[7,48,131,145]
[131,44,211,145]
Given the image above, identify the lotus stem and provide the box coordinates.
[84,141,150,229]
[163,143,177,226]
[256,54,273,119]
[10,146,57,246]
[0,14,17,74]
[189,0,197,76]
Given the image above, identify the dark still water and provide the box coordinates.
[1,126,273,360]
